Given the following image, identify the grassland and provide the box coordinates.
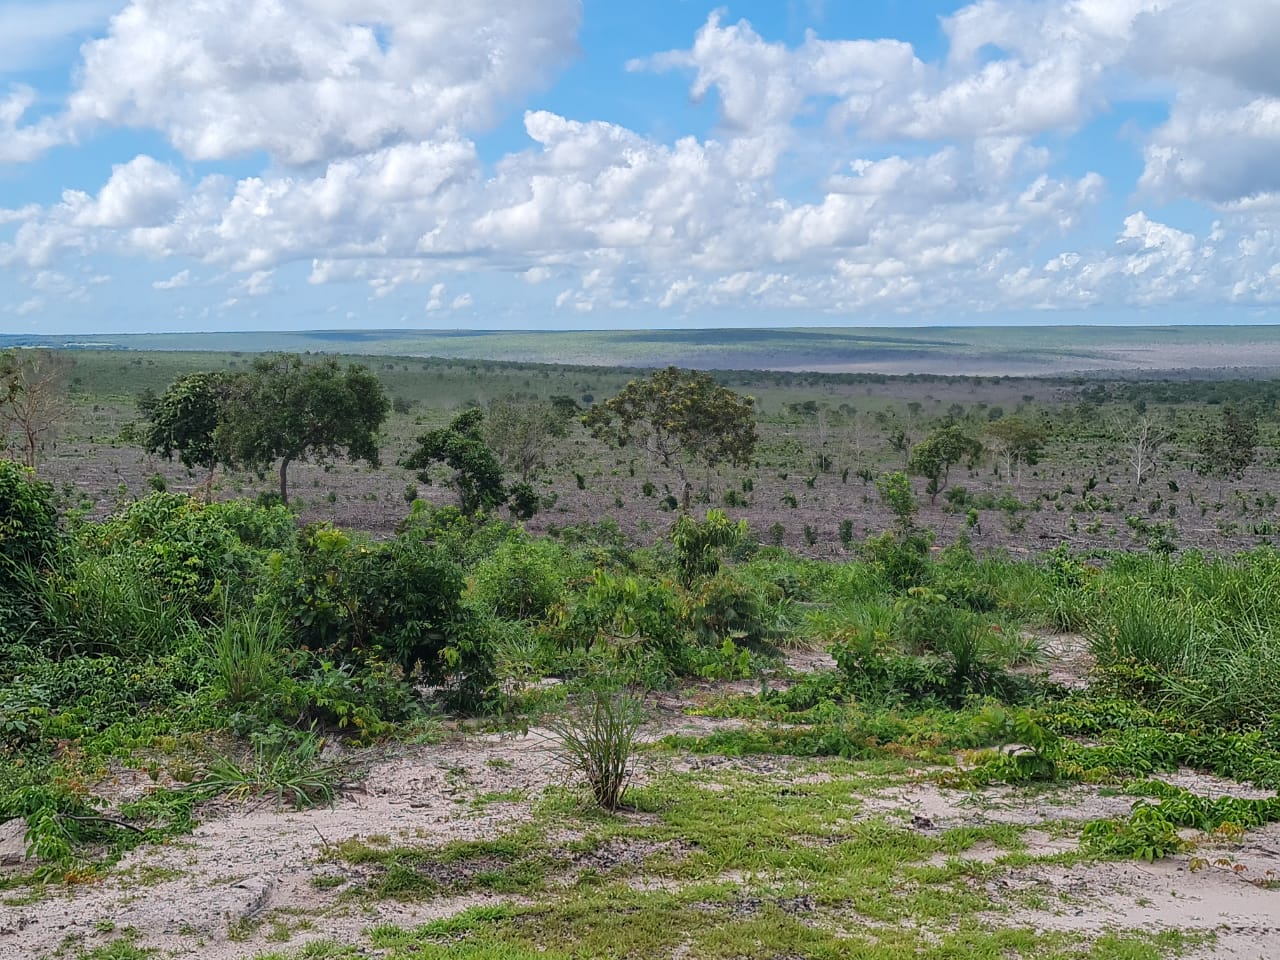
[5,335,1280,959]
[23,346,1280,558]
[8,323,1280,377]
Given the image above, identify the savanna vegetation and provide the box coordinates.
[2,345,1280,959]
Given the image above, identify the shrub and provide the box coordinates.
[680,571,782,649]
[469,538,573,621]
[0,459,58,585]
[670,509,751,585]
[79,493,291,620]
[263,525,491,703]
[861,529,931,591]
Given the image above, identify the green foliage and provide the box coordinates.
[1089,548,1280,726]
[875,470,916,528]
[861,528,932,591]
[404,408,535,519]
[907,425,982,502]
[584,366,756,508]
[139,371,233,481]
[217,354,389,504]
[985,416,1048,483]
[262,524,491,702]
[483,395,574,481]
[187,727,345,810]
[0,458,58,577]
[73,493,292,625]
[469,538,574,622]
[1196,404,1258,481]
[0,460,58,635]
[208,606,286,705]
[669,509,750,585]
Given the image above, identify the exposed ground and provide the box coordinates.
[4,649,1277,960]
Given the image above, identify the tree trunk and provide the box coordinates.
[278,457,291,505]
[205,465,217,503]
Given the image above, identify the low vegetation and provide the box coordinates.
[4,349,1280,958]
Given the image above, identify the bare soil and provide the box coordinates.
[4,650,1278,960]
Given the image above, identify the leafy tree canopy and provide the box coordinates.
[483,395,576,482]
[583,366,757,508]
[1196,404,1259,482]
[140,371,234,492]
[403,408,537,519]
[908,424,982,502]
[217,354,389,504]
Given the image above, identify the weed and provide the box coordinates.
[549,689,644,811]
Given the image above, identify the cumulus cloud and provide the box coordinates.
[67,0,582,166]
[153,269,190,290]
[2,1,1279,323]
[0,86,66,163]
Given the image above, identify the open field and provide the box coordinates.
[18,348,1280,557]
[5,340,1280,960]
[6,650,1280,960]
[8,324,1280,377]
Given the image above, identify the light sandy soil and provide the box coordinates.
[3,651,1278,960]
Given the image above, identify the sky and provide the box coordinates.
[0,0,1278,335]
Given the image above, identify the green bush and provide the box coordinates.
[0,459,58,577]
[79,493,291,619]
[669,509,751,585]
[262,524,491,705]
[861,529,931,590]
[0,461,59,637]
[680,570,782,649]
[469,538,574,622]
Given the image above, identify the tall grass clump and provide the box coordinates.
[1093,548,1280,725]
[208,606,287,704]
[39,553,187,657]
[549,688,645,811]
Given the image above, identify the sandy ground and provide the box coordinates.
[3,651,1278,960]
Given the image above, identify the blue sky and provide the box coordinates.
[0,0,1278,334]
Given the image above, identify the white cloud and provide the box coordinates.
[14,297,43,317]
[71,155,186,228]
[425,282,446,311]
[67,0,581,166]
[236,270,275,297]
[0,1,118,74]
[153,269,191,290]
[0,86,66,164]
[3,1,1280,324]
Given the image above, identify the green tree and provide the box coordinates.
[483,395,575,481]
[1197,405,1259,483]
[876,470,917,530]
[583,366,757,510]
[217,355,389,505]
[139,371,234,498]
[985,416,1048,487]
[907,424,982,503]
[403,408,537,518]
